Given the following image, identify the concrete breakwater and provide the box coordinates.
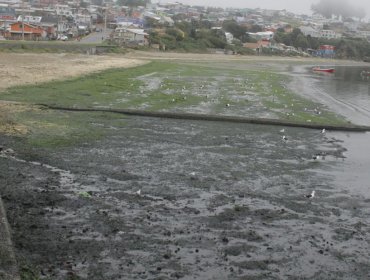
[40,104,370,132]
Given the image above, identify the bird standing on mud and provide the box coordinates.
[305,190,315,198]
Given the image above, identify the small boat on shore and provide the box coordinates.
[312,67,335,73]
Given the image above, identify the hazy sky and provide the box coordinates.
[175,0,370,18]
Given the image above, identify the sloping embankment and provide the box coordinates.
[0,196,20,280]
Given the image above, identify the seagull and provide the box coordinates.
[312,154,324,160]
[305,190,315,198]
[283,135,288,141]
[136,189,141,195]
[226,103,230,107]
[321,128,326,134]
[280,129,285,133]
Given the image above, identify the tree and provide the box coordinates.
[294,34,309,49]
[117,0,150,7]
[166,28,185,41]
[248,25,263,33]
[222,20,247,40]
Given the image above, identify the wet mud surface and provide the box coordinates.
[2,116,370,279]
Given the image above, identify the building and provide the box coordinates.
[113,27,148,46]
[0,4,16,21]
[5,21,47,40]
[247,31,274,40]
[320,29,341,39]
[317,45,335,58]
[299,26,320,38]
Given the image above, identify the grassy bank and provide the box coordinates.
[0,40,125,54]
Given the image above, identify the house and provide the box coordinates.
[225,32,233,44]
[15,15,57,39]
[55,4,73,17]
[5,21,47,40]
[0,4,16,21]
[320,29,341,39]
[113,27,148,46]
[243,39,271,52]
[299,26,320,38]
[317,45,335,58]
[0,4,16,35]
[247,31,274,40]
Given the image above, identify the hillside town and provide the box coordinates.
[0,0,370,57]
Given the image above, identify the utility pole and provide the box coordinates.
[21,0,24,40]
[104,5,107,33]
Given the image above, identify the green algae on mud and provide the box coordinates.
[1,60,348,133]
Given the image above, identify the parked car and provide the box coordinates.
[57,34,68,41]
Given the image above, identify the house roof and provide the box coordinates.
[243,42,259,49]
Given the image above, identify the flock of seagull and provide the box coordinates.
[280,125,327,200]
[137,78,329,200]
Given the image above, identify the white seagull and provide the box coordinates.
[305,190,315,198]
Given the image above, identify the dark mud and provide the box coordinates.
[2,116,370,279]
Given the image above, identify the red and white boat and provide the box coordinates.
[312,67,335,73]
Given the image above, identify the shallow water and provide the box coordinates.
[291,65,370,125]
[290,64,370,199]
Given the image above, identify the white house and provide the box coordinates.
[114,28,148,46]
[55,4,73,17]
[320,29,341,39]
[248,31,274,40]
[225,32,233,44]
[299,26,320,38]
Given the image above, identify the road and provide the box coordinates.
[79,28,113,44]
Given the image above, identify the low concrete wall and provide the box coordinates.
[40,105,370,132]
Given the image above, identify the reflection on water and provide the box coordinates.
[291,65,370,125]
[317,66,370,116]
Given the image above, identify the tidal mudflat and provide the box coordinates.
[1,53,370,279]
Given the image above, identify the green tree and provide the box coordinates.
[117,0,150,7]
[222,20,247,40]
[294,34,309,49]
[248,25,263,33]
[166,28,185,41]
